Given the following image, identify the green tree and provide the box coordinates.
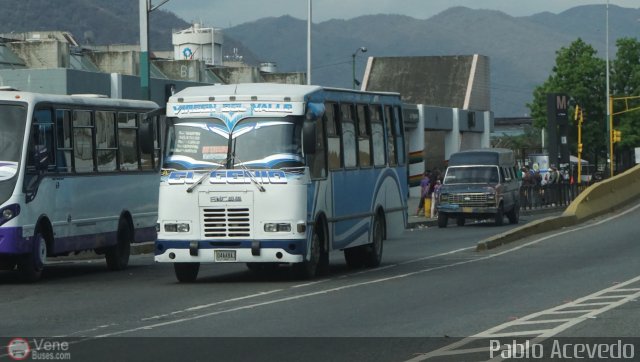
[611,38,640,149]
[527,38,607,166]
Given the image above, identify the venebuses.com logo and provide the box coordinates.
[6,338,30,360]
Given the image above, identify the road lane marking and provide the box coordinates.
[68,202,640,338]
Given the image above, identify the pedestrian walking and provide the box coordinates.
[416,171,430,216]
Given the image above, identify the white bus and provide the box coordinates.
[0,90,161,281]
[155,83,408,282]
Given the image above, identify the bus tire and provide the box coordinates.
[438,213,448,228]
[295,229,322,279]
[363,214,384,268]
[106,219,132,271]
[174,263,199,282]
[18,231,47,282]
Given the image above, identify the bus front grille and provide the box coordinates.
[202,208,251,238]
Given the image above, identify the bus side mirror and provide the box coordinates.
[303,120,316,155]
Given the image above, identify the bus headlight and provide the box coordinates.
[0,204,20,226]
[164,223,190,233]
[264,223,291,232]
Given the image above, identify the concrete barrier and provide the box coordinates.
[562,164,640,222]
[477,164,640,251]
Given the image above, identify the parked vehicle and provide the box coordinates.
[436,148,520,227]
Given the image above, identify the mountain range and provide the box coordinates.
[0,1,638,117]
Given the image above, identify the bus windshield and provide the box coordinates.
[163,116,304,170]
[0,103,27,181]
[444,166,500,185]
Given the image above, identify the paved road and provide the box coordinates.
[1,205,639,361]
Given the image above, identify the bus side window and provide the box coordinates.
[55,109,73,173]
[95,111,117,172]
[28,108,56,172]
[356,104,371,167]
[393,105,405,166]
[340,103,357,168]
[118,112,140,171]
[384,105,397,166]
[370,105,385,167]
[308,110,326,179]
[73,110,95,173]
[325,102,342,170]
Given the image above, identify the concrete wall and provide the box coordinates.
[88,51,139,76]
[7,41,69,68]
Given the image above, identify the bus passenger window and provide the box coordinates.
[325,103,342,170]
[73,110,95,173]
[95,111,117,172]
[56,110,73,173]
[308,113,326,179]
[385,105,396,166]
[370,105,385,167]
[356,104,371,167]
[340,104,357,168]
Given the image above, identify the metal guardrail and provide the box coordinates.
[519,183,590,210]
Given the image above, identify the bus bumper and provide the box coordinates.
[0,227,30,254]
[154,239,305,263]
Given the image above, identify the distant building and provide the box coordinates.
[0,27,305,105]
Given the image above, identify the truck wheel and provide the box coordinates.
[495,205,504,226]
[18,231,47,282]
[174,263,200,282]
[438,213,448,228]
[507,204,520,224]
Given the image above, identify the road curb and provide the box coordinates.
[476,164,640,251]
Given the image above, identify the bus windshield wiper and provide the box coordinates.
[231,154,266,193]
[186,162,225,193]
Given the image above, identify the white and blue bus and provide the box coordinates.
[0,90,161,281]
[155,83,408,282]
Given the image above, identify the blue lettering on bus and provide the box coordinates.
[168,170,287,185]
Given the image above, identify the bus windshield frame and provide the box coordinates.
[163,116,305,171]
[0,102,28,204]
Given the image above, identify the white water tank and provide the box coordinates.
[172,23,223,66]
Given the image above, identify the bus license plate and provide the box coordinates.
[215,250,236,262]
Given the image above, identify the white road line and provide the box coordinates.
[72,203,640,339]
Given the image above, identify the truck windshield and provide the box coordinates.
[0,103,27,204]
[163,116,303,170]
[444,166,499,184]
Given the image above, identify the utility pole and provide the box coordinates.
[139,0,170,100]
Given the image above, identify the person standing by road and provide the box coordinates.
[416,171,430,216]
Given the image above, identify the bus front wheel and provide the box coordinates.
[174,263,200,282]
[18,231,47,282]
[295,230,323,279]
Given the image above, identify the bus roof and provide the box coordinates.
[168,83,401,104]
[0,90,159,109]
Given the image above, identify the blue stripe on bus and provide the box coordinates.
[0,226,156,255]
[154,239,307,256]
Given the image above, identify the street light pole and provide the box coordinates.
[307,0,312,85]
[606,0,612,177]
[352,46,367,90]
[139,0,170,100]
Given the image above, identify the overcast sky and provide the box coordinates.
[163,0,638,28]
